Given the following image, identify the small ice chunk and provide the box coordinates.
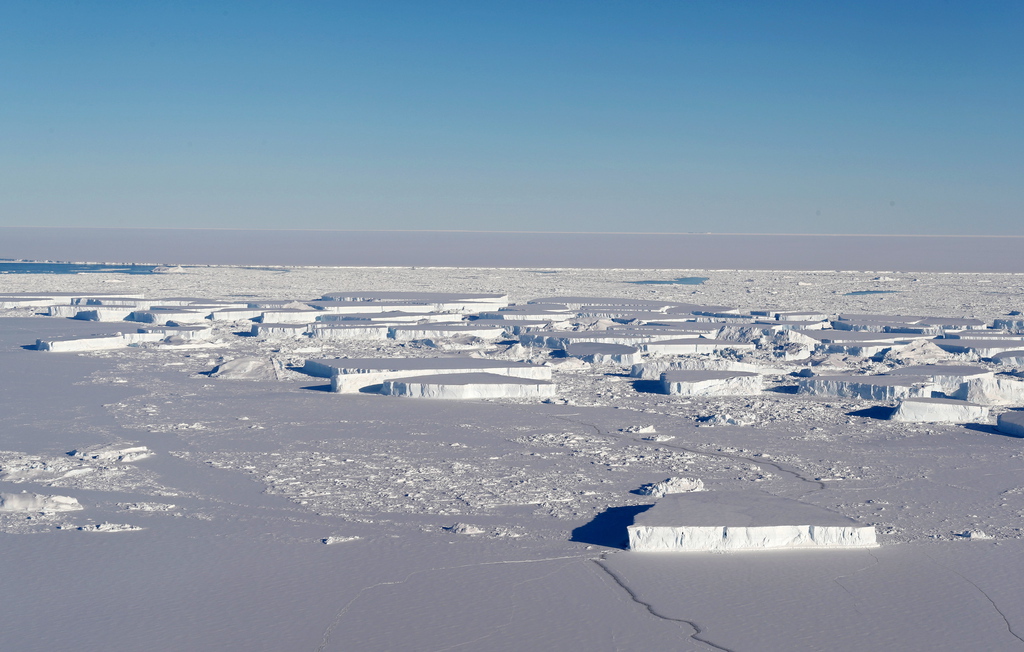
[637,477,705,498]
[700,413,755,427]
[69,444,153,463]
[621,425,657,434]
[956,529,992,539]
[321,536,361,545]
[444,523,486,535]
[77,523,144,532]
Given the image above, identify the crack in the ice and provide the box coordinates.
[830,549,880,616]
[314,554,590,652]
[593,555,735,652]
[922,551,1024,646]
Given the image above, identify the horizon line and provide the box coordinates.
[2,226,1024,239]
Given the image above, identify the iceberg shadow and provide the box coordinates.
[846,406,897,420]
[570,504,653,549]
[963,422,1020,438]
[299,383,333,392]
[630,380,664,395]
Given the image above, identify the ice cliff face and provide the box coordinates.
[628,524,877,552]
[0,492,83,513]
[890,398,988,423]
[661,370,763,396]
[628,491,877,552]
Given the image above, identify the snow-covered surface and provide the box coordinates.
[4,263,1024,651]
[628,491,877,551]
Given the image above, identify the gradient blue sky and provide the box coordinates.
[2,1,1021,234]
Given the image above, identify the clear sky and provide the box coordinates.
[1,1,1021,234]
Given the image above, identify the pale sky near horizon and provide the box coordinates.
[1,1,1021,235]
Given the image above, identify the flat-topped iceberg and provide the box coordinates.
[564,342,641,365]
[797,374,938,401]
[0,492,83,513]
[628,491,877,552]
[890,397,989,423]
[661,370,763,396]
[303,357,552,393]
[380,372,556,399]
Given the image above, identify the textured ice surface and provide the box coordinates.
[308,357,552,393]
[636,477,705,497]
[6,263,1024,651]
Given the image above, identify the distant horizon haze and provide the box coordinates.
[2,227,1023,273]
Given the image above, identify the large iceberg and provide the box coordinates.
[303,357,552,393]
[563,342,641,365]
[661,370,763,396]
[890,398,989,423]
[380,372,556,399]
[628,491,877,552]
[797,375,938,401]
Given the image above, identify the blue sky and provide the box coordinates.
[1,1,1021,234]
